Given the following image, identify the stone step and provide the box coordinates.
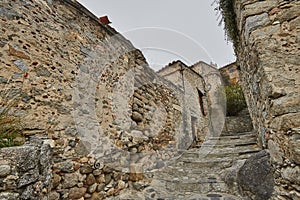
[178,152,257,165]
[205,136,256,143]
[154,193,241,200]
[155,170,223,182]
[196,142,257,150]
[178,153,256,168]
[207,148,260,157]
[181,146,259,159]
[176,158,233,169]
[189,193,241,200]
[119,191,242,200]
[197,139,256,148]
[144,131,259,199]
[164,179,229,194]
[220,131,256,137]
[187,193,241,200]
[154,167,226,181]
[208,132,257,139]
[234,141,257,147]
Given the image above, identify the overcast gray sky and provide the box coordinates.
[77,0,236,70]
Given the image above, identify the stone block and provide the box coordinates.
[87,183,97,193]
[17,168,39,188]
[0,7,21,20]
[268,140,284,165]
[59,161,74,173]
[270,113,300,132]
[34,65,51,77]
[0,165,11,177]
[289,133,300,164]
[8,45,30,60]
[0,192,19,200]
[63,173,78,188]
[275,5,300,23]
[49,191,60,200]
[282,166,300,185]
[0,76,8,84]
[86,174,96,186]
[245,13,270,41]
[68,187,87,199]
[243,0,278,19]
[237,150,274,199]
[13,60,28,72]
[51,174,61,189]
[131,111,143,122]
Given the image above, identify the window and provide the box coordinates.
[191,116,197,141]
[197,89,206,116]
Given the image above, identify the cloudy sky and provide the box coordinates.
[77,0,236,70]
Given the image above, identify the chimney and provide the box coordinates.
[99,16,111,25]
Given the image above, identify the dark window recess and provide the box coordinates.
[191,116,197,141]
[197,89,206,116]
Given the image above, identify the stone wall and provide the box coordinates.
[0,139,52,200]
[234,0,300,199]
[0,0,209,199]
[222,109,253,135]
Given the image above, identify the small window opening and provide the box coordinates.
[197,89,206,116]
[191,116,197,142]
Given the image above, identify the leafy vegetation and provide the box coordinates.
[0,98,25,148]
[224,84,247,116]
[212,0,240,50]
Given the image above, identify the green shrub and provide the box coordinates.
[224,84,247,116]
[0,98,24,148]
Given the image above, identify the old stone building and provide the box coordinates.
[157,60,209,144]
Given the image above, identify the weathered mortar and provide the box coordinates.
[0,0,209,199]
[234,0,300,199]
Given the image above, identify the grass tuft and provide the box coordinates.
[0,96,25,148]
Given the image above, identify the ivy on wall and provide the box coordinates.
[213,0,240,51]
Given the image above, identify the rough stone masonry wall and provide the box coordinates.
[0,0,207,199]
[0,139,52,200]
[234,0,300,199]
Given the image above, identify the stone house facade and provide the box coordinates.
[190,61,226,138]
[158,60,226,141]
[219,62,240,86]
[157,60,209,144]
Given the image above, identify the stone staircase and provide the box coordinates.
[118,130,260,199]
